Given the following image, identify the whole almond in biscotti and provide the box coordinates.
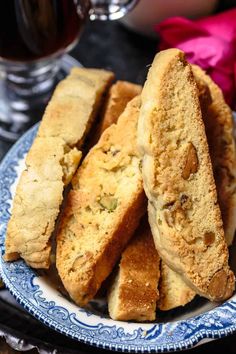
[137,48,235,302]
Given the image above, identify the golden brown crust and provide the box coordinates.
[192,64,236,246]
[57,188,146,305]
[89,80,142,147]
[38,68,115,147]
[195,72,212,116]
[108,217,160,321]
[5,68,114,269]
[99,81,142,134]
[138,49,235,301]
[56,97,147,306]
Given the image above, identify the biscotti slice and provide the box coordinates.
[158,73,213,311]
[193,65,236,246]
[108,218,160,321]
[5,68,114,269]
[138,48,235,301]
[158,73,212,310]
[89,80,142,146]
[56,96,146,306]
[159,68,236,310]
[98,80,142,134]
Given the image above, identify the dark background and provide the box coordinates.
[1,1,236,353]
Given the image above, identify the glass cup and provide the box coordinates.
[0,0,138,141]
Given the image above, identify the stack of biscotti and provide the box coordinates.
[101,71,236,315]
[5,68,114,268]
[4,50,236,322]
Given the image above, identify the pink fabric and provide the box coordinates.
[155,9,236,108]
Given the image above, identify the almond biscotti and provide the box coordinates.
[5,68,114,269]
[158,66,236,310]
[108,218,160,321]
[158,72,212,310]
[56,96,146,306]
[138,48,235,301]
[158,71,213,311]
[192,65,236,246]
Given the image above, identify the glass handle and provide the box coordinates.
[89,0,139,20]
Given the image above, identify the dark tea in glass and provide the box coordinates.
[0,0,138,141]
[0,0,89,62]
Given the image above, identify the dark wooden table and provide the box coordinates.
[1,10,236,353]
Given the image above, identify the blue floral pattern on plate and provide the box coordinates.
[0,124,236,353]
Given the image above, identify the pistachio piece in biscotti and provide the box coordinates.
[138,48,234,301]
[180,194,192,210]
[98,195,118,212]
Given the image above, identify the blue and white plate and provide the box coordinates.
[0,124,236,353]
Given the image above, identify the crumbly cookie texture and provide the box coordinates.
[56,97,146,306]
[193,65,236,246]
[5,68,114,269]
[138,48,235,301]
[108,217,160,321]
